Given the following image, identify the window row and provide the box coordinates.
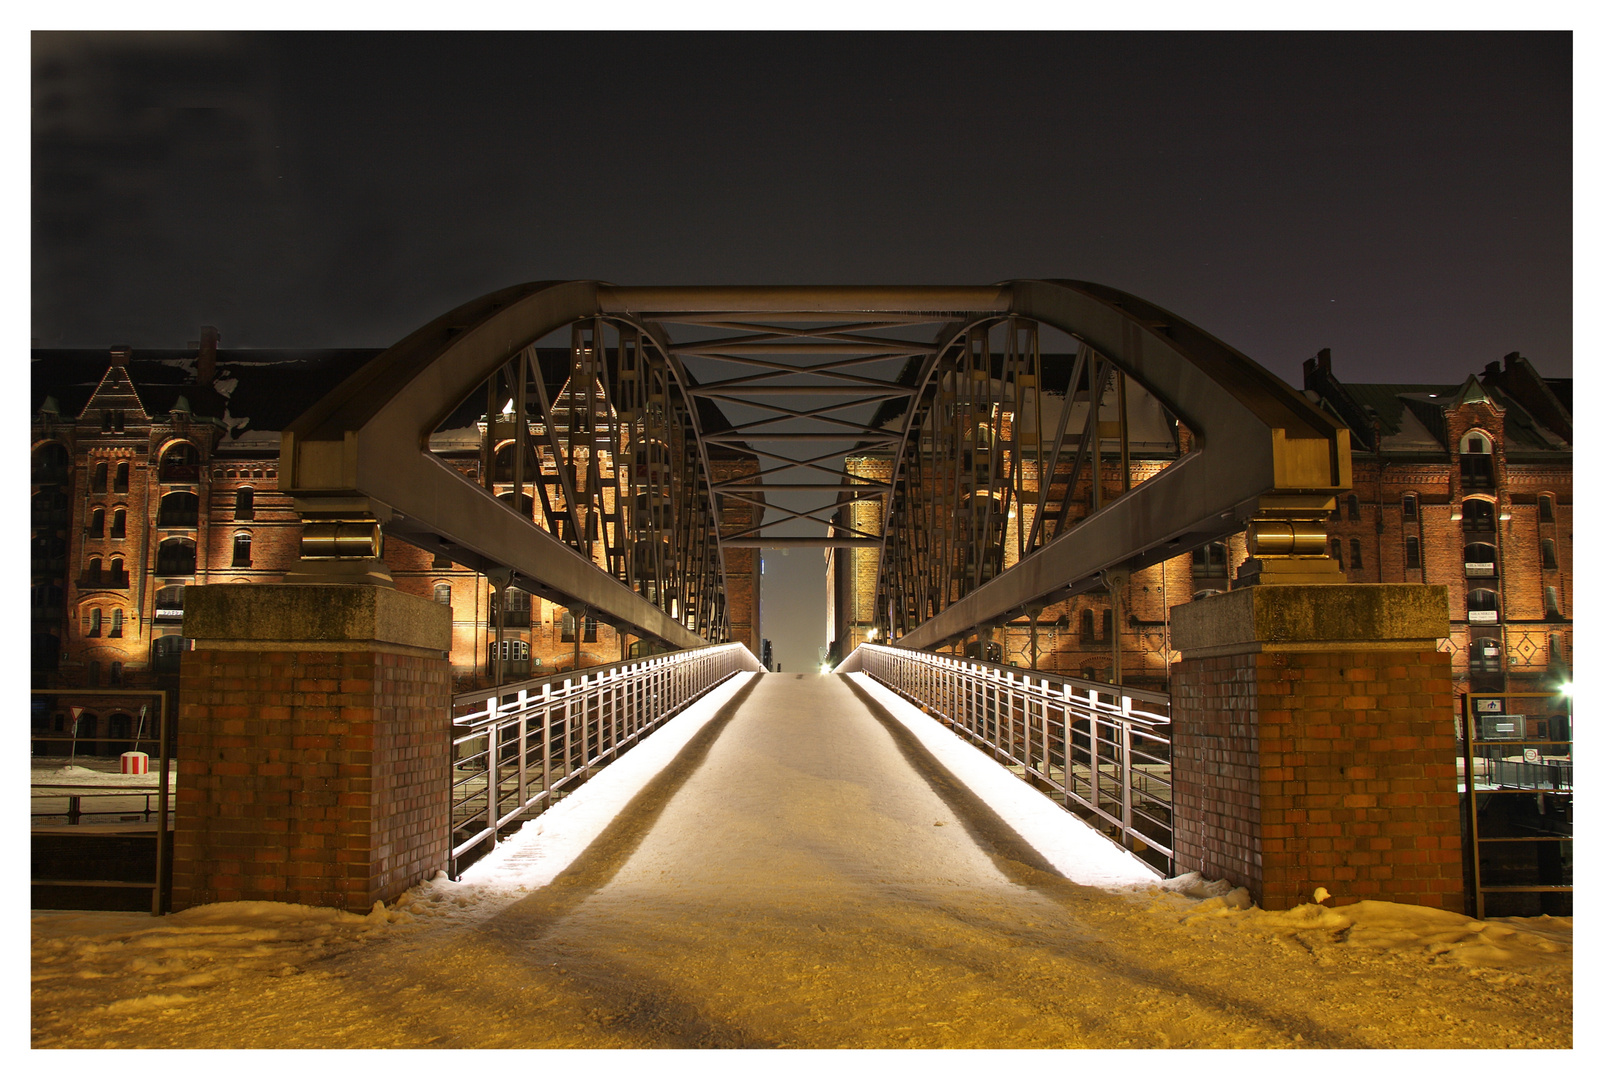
[1350,492,1556,525]
[82,607,126,638]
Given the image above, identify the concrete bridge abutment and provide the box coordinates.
[1169,584,1462,913]
[173,584,452,913]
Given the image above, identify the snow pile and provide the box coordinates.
[1138,871,1571,980]
[32,898,415,1029]
[847,672,1162,890]
[33,762,172,790]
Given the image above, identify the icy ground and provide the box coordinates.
[30,672,1573,1050]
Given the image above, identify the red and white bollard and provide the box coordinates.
[120,751,150,775]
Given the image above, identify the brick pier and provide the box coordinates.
[173,584,452,912]
[1169,585,1463,912]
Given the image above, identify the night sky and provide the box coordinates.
[31,31,1573,673]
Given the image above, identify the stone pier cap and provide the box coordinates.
[182,583,451,657]
[1171,584,1449,659]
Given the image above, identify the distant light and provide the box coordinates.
[1559,681,1574,697]
[819,664,832,675]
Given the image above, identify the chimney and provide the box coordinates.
[1483,358,1503,379]
[197,325,219,385]
[1302,347,1332,389]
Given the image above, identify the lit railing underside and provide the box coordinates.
[448,642,753,878]
[853,643,1174,874]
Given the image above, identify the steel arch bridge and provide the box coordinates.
[280,281,1351,656]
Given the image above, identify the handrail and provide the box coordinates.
[852,643,1173,874]
[447,642,757,878]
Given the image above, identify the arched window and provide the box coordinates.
[91,462,108,492]
[155,585,185,621]
[1467,589,1499,623]
[89,507,105,538]
[1348,538,1363,571]
[1469,635,1502,674]
[492,443,518,482]
[159,442,201,482]
[108,662,124,686]
[109,557,124,586]
[1459,430,1494,490]
[113,461,129,493]
[1464,543,1497,577]
[231,531,252,567]
[85,608,102,637]
[110,508,126,538]
[152,634,186,673]
[109,609,123,638]
[1545,586,1562,620]
[1079,609,1095,643]
[87,557,103,584]
[235,487,254,520]
[156,538,196,576]
[1401,493,1418,521]
[158,491,199,527]
[433,583,452,606]
[1542,539,1558,570]
[1462,499,1496,532]
[1539,494,1555,523]
[1346,494,1361,521]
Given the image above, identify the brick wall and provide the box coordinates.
[1172,646,1463,912]
[173,646,450,912]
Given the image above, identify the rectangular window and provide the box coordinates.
[1347,494,1361,521]
[1405,536,1421,569]
[1349,538,1363,570]
[232,534,252,567]
[584,615,598,642]
[1542,539,1558,570]
[1331,539,1343,570]
[1545,586,1562,620]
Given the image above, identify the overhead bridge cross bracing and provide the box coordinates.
[281,281,1351,654]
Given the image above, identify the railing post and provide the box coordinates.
[486,701,499,852]
[1120,705,1134,839]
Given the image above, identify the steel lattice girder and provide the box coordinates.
[281,280,1349,652]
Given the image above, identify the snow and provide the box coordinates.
[29,672,1576,1051]
[847,672,1162,889]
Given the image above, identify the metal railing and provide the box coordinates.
[854,643,1173,874]
[1461,691,1572,918]
[448,642,753,878]
[29,689,172,916]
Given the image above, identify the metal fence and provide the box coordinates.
[853,643,1173,874]
[1461,691,1572,918]
[449,642,753,878]
[29,688,173,915]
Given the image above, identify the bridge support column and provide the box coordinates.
[173,584,452,913]
[1169,584,1462,912]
